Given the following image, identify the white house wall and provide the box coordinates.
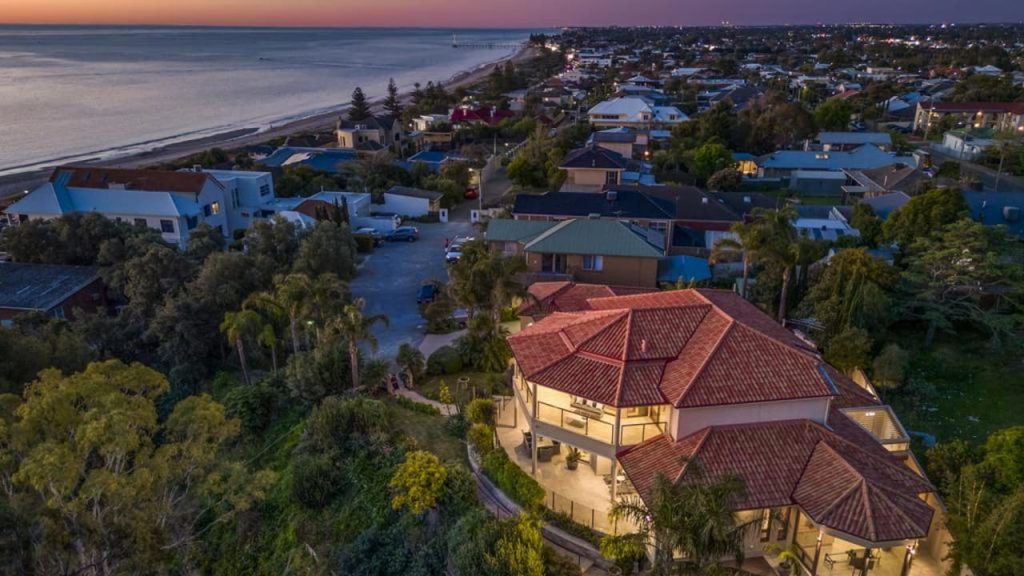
[671,397,830,439]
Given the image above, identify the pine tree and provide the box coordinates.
[348,86,371,121]
[384,78,402,118]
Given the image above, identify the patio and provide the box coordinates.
[792,514,944,576]
[495,396,637,535]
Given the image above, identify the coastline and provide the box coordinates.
[0,44,538,201]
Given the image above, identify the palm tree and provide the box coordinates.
[273,272,348,353]
[220,309,263,386]
[325,298,388,390]
[752,207,800,322]
[395,343,426,388]
[711,220,768,301]
[243,292,286,374]
[609,460,755,575]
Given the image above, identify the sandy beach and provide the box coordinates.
[0,45,538,202]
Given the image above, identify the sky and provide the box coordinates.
[1,0,1022,28]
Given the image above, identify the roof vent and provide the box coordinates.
[606,190,618,202]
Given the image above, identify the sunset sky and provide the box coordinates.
[2,0,1022,28]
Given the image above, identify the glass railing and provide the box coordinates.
[619,421,667,446]
[536,401,614,444]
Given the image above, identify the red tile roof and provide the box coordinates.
[617,417,935,544]
[52,166,211,194]
[519,281,656,317]
[508,289,834,408]
[450,106,516,125]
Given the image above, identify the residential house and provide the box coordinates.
[587,96,688,129]
[259,146,358,174]
[963,190,1024,239]
[403,150,468,173]
[377,186,443,217]
[842,164,925,199]
[4,166,273,249]
[517,281,655,324]
[559,146,630,191]
[450,105,515,127]
[335,115,404,152]
[501,289,948,575]
[484,219,664,287]
[0,263,107,324]
[913,101,1024,133]
[754,146,918,194]
[807,132,893,152]
[794,205,860,241]
[860,191,911,220]
[588,127,648,159]
[940,128,997,160]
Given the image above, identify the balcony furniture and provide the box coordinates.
[570,402,603,419]
[823,553,840,571]
[566,415,587,429]
[849,557,876,574]
[522,431,533,452]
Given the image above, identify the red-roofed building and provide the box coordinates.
[499,288,949,575]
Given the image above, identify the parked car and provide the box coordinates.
[386,226,420,242]
[416,283,437,304]
[464,186,479,200]
[354,227,384,246]
[452,308,470,329]
[445,245,464,263]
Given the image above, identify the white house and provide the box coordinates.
[4,166,274,249]
[587,96,688,129]
[375,186,443,218]
[941,129,996,161]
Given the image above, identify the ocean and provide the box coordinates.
[0,26,534,175]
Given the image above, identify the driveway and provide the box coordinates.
[350,219,475,363]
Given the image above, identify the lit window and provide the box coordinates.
[210,201,221,215]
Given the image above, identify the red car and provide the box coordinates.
[464,187,479,200]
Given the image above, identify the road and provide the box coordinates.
[350,219,474,363]
[928,145,1024,193]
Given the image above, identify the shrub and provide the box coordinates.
[481,448,544,510]
[426,345,463,375]
[445,412,471,438]
[393,395,441,415]
[466,398,496,426]
[291,453,347,509]
[222,381,278,435]
[545,510,603,548]
[467,423,495,457]
[353,234,377,253]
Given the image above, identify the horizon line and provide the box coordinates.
[2,20,1023,29]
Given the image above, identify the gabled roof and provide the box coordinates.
[509,289,834,409]
[0,263,100,312]
[816,132,892,146]
[560,146,629,170]
[512,190,675,221]
[522,220,664,258]
[760,145,913,172]
[617,416,935,545]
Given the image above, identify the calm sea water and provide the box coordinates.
[0,26,534,175]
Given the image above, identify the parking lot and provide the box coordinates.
[350,219,475,362]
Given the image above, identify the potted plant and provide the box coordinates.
[764,544,801,576]
[565,447,582,471]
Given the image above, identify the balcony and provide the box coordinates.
[842,406,911,452]
[513,373,668,448]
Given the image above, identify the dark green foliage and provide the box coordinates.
[467,423,495,457]
[850,203,883,247]
[481,449,545,510]
[1,212,159,266]
[0,317,92,395]
[223,379,280,435]
[348,86,372,121]
[813,98,853,131]
[824,327,874,373]
[426,345,463,375]
[882,186,968,248]
[393,395,441,416]
[466,398,496,426]
[292,453,347,509]
[292,221,358,281]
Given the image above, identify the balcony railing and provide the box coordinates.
[536,401,614,444]
[619,421,667,446]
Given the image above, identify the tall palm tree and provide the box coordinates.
[220,309,263,386]
[307,273,348,347]
[609,461,755,575]
[272,272,348,353]
[273,273,313,354]
[753,207,800,322]
[325,298,389,390]
[711,220,768,301]
[243,292,286,374]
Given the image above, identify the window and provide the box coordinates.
[231,189,240,208]
[186,215,198,230]
[204,201,221,216]
[541,253,566,274]
[582,255,603,271]
[203,204,211,217]
[259,184,270,196]
[160,219,175,234]
[134,218,147,227]
[605,171,618,185]
[759,509,772,542]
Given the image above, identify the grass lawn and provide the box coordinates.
[885,329,1024,444]
[418,371,510,405]
[386,399,468,466]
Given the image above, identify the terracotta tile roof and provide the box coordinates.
[617,418,935,545]
[51,166,210,194]
[509,288,835,408]
[519,281,656,317]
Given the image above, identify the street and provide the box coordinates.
[928,145,1024,194]
[349,219,474,362]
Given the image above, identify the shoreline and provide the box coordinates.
[0,44,538,201]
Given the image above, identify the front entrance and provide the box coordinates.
[541,253,567,274]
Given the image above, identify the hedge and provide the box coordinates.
[392,395,441,416]
[467,423,495,456]
[481,447,545,511]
